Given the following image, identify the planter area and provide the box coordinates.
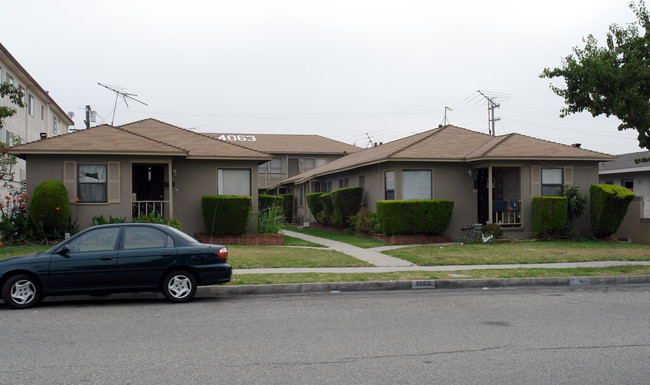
[307,224,451,245]
[196,233,284,246]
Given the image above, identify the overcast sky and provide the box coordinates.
[2,0,644,154]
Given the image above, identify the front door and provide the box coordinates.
[477,168,489,224]
[132,164,165,217]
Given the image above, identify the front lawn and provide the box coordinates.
[227,245,372,268]
[383,241,650,265]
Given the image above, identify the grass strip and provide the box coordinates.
[384,241,650,265]
[283,235,326,247]
[227,265,650,285]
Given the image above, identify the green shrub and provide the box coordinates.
[532,196,568,240]
[280,193,293,223]
[132,212,182,229]
[590,184,635,238]
[562,185,587,222]
[29,180,70,233]
[481,223,503,239]
[348,209,380,233]
[257,205,285,234]
[330,187,363,228]
[376,200,454,236]
[258,194,283,211]
[319,193,333,225]
[201,195,251,235]
[306,192,325,223]
[92,215,127,226]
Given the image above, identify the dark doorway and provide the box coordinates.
[477,168,489,224]
[132,165,165,201]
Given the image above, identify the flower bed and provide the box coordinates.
[195,233,284,246]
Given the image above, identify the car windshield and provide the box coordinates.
[165,226,200,244]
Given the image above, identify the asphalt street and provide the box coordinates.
[1,285,648,384]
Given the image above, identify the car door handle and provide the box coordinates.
[161,253,174,257]
[100,257,113,261]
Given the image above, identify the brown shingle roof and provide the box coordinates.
[204,133,360,154]
[11,124,186,155]
[11,118,271,160]
[285,125,615,185]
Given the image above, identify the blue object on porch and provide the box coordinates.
[507,200,519,211]
[493,200,506,212]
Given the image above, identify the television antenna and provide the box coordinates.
[440,106,452,126]
[464,90,511,136]
[98,83,148,125]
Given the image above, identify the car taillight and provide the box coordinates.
[217,247,228,260]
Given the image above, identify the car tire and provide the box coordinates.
[2,274,43,309]
[161,270,197,303]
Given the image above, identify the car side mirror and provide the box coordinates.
[57,245,71,256]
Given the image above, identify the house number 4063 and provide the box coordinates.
[216,135,257,141]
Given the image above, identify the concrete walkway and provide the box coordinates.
[230,230,650,275]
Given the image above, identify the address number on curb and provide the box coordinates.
[412,280,436,289]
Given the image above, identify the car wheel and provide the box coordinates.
[2,274,42,309]
[162,271,197,303]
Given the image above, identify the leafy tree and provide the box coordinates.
[540,1,650,150]
[0,82,25,129]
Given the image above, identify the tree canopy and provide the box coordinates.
[540,1,650,150]
[0,82,25,129]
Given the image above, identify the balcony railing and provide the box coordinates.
[258,172,299,188]
[492,200,521,226]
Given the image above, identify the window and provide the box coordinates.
[67,227,120,253]
[7,74,13,85]
[217,169,251,196]
[18,85,25,104]
[53,117,58,135]
[316,158,328,167]
[403,170,432,199]
[321,181,332,192]
[258,161,269,174]
[622,179,634,191]
[303,158,315,171]
[541,168,563,196]
[78,164,107,202]
[338,178,349,188]
[385,171,395,200]
[40,104,44,120]
[270,158,282,173]
[123,226,173,250]
[605,180,614,185]
[28,94,34,117]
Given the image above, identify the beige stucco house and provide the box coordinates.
[11,119,270,236]
[279,125,615,240]
[1,42,73,194]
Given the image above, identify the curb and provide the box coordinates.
[198,275,650,297]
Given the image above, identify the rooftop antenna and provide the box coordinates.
[440,106,452,126]
[464,90,511,136]
[98,83,148,125]
[365,132,376,148]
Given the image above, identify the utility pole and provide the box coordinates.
[84,105,92,129]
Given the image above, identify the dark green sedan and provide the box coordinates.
[0,224,231,309]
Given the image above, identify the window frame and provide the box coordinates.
[217,168,252,196]
[27,94,34,117]
[385,171,395,200]
[402,169,432,200]
[541,168,563,197]
[78,164,108,203]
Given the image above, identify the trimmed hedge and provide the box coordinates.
[306,192,325,221]
[201,195,251,235]
[590,184,635,238]
[376,199,454,236]
[29,180,70,232]
[319,193,333,225]
[280,193,293,222]
[259,194,283,211]
[532,196,567,239]
[330,187,363,228]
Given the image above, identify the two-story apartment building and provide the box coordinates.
[0,42,73,190]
